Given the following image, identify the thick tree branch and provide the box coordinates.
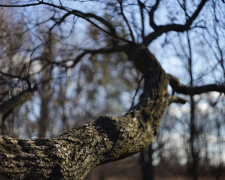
[0,47,175,178]
[168,74,225,95]
[0,42,174,179]
[0,93,168,179]
[0,72,180,179]
[0,1,220,179]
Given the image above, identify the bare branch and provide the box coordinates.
[168,74,225,95]
[0,86,37,119]
[69,44,129,68]
[148,0,160,30]
[0,71,32,89]
[0,1,126,44]
[0,2,42,7]
[118,0,136,42]
[143,0,208,46]
[138,0,146,38]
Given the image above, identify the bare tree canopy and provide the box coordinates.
[0,0,225,179]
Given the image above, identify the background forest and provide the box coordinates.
[0,0,224,179]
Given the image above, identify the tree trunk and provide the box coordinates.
[187,31,199,180]
[190,95,198,180]
[140,144,154,180]
[0,43,186,179]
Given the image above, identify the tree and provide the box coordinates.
[168,1,225,179]
[0,0,225,179]
[170,29,200,180]
[0,3,30,136]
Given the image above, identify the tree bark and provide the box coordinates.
[0,96,172,179]
[0,1,224,179]
[0,43,182,179]
[0,42,223,179]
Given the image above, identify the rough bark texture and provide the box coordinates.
[0,43,185,179]
[0,99,170,179]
